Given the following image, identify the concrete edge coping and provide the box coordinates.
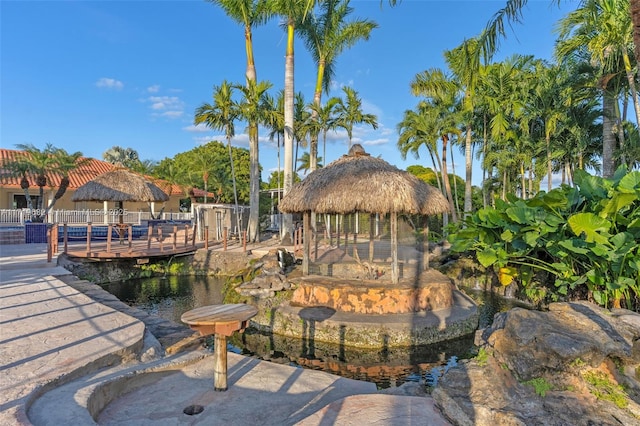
[28,350,210,425]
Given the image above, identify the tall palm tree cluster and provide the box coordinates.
[200,0,378,243]
[397,0,640,222]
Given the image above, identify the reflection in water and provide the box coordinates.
[101,275,227,324]
[101,275,527,388]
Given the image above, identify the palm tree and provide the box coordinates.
[195,80,242,235]
[293,92,310,171]
[102,146,140,168]
[48,147,90,212]
[335,86,378,149]
[556,0,637,178]
[528,61,568,191]
[297,0,377,172]
[13,144,59,221]
[484,0,638,178]
[410,68,463,222]
[210,0,273,238]
[296,151,322,175]
[270,0,315,242]
[397,103,445,194]
[4,144,88,221]
[263,90,285,198]
[444,37,482,215]
[1,156,35,210]
[235,79,274,242]
[308,96,341,165]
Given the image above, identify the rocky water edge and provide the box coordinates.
[59,247,640,424]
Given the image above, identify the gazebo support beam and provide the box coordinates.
[391,212,398,284]
[303,211,310,275]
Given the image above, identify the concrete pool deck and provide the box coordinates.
[0,243,452,425]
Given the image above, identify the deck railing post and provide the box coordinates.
[242,230,247,253]
[223,228,227,251]
[184,224,189,247]
[63,223,68,254]
[47,225,52,263]
[205,226,209,250]
[86,222,92,255]
[173,225,178,250]
[107,224,113,253]
[147,223,153,249]
[128,224,133,253]
[159,226,163,252]
[191,222,197,247]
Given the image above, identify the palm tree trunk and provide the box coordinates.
[464,123,473,215]
[546,134,552,192]
[227,136,241,236]
[520,162,526,199]
[631,0,640,75]
[310,61,325,173]
[282,17,295,242]
[602,86,617,178]
[622,52,640,127]
[249,123,260,242]
[441,135,458,223]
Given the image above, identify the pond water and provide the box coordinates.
[101,275,528,389]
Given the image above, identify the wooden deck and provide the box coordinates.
[52,223,214,260]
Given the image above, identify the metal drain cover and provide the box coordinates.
[183,405,204,415]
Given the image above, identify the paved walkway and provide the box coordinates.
[0,243,452,425]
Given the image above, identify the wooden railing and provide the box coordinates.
[0,209,192,225]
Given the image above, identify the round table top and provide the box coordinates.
[181,304,258,326]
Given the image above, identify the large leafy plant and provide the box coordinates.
[448,169,640,309]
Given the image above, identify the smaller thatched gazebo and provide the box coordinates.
[278,144,449,284]
[71,168,169,223]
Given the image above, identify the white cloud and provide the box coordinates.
[362,138,388,146]
[96,77,124,90]
[145,95,184,119]
[161,110,183,118]
[183,124,210,133]
[147,85,160,93]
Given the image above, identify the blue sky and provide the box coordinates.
[2,0,577,186]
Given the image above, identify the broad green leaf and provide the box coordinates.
[586,269,604,286]
[601,193,637,216]
[477,248,497,267]
[501,229,514,242]
[568,213,611,245]
[611,232,635,250]
[528,190,567,209]
[558,239,590,255]
[617,171,640,194]
[505,206,536,224]
[575,172,608,200]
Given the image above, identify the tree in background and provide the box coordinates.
[234,79,273,241]
[334,86,378,150]
[208,0,273,240]
[297,0,377,172]
[2,143,89,221]
[195,80,243,234]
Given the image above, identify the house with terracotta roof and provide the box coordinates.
[0,148,197,214]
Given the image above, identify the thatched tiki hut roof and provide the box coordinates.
[71,169,169,203]
[279,144,449,283]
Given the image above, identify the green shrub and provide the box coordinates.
[448,168,640,309]
[524,377,552,397]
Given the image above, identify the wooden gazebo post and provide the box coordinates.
[302,211,311,275]
[390,212,399,284]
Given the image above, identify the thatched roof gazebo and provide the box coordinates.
[278,144,449,283]
[72,168,169,222]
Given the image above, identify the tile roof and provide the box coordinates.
[0,148,208,197]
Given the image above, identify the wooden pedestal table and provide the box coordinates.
[181,304,258,391]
